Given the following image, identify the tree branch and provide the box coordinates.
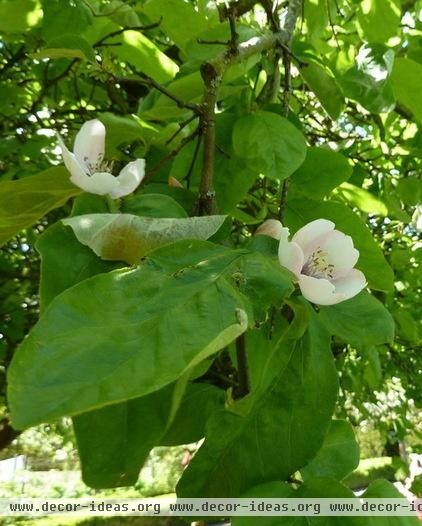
[116,76,199,113]
[278,0,303,221]
[196,0,303,216]
[94,21,161,47]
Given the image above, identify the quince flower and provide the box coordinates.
[263,218,367,305]
[56,119,145,199]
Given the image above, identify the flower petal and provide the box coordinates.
[73,119,106,169]
[57,133,91,187]
[278,227,304,276]
[298,274,348,305]
[332,268,367,300]
[320,230,360,277]
[109,159,145,199]
[255,219,284,240]
[292,219,335,258]
[80,172,120,196]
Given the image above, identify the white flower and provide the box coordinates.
[277,218,367,306]
[255,219,284,240]
[56,119,145,199]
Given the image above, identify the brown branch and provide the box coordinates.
[94,21,161,47]
[196,0,303,216]
[195,30,290,215]
[278,0,303,221]
[218,0,260,20]
[115,76,199,113]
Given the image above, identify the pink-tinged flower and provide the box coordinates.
[56,119,145,199]
[277,218,367,306]
[255,219,284,240]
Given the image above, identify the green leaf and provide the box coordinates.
[332,183,388,216]
[31,35,96,62]
[121,193,188,218]
[142,0,219,50]
[363,480,420,525]
[290,147,352,199]
[233,482,296,526]
[36,222,120,313]
[63,213,227,265]
[356,0,401,44]
[73,382,177,488]
[0,166,81,247]
[8,241,293,429]
[42,0,92,40]
[391,58,422,122]
[97,113,149,153]
[396,177,422,206]
[293,44,344,120]
[159,383,226,446]
[113,31,178,83]
[177,315,338,497]
[285,199,394,292]
[394,309,419,343]
[339,44,395,113]
[232,111,307,181]
[301,420,360,481]
[363,346,383,389]
[0,0,41,33]
[319,292,395,347]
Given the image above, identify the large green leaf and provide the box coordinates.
[356,0,401,44]
[143,0,219,51]
[0,0,40,33]
[232,111,307,181]
[301,420,360,481]
[8,241,293,429]
[177,314,338,497]
[0,166,81,247]
[293,43,344,120]
[339,44,395,113]
[36,222,121,313]
[73,378,221,488]
[31,35,96,62]
[290,147,352,199]
[159,382,226,446]
[63,213,227,264]
[363,480,420,525]
[113,31,178,83]
[332,183,388,216]
[121,193,188,219]
[391,58,422,123]
[319,292,395,347]
[73,383,177,488]
[233,482,297,526]
[285,199,394,292]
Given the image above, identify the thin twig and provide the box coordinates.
[116,76,199,113]
[165,115,198,145]
[185,134,202,189]
[145,128,200,182]
[94,21,161,47]
[197,39,228,45]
